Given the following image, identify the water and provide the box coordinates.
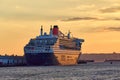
[0,63,120,80]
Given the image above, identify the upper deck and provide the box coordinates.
[24,25,84,51]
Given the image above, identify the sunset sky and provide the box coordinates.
[0,0,120,55]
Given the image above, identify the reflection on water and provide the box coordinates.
[0,63,120,80]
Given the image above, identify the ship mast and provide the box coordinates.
[50,25,53,35]
[40,25,43,36]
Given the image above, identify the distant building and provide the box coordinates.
[104,60,120,64]
[0,55,26,66]
[79,53,120,62]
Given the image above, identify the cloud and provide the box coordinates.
[105,27,120,31]
[61,17,100,21]
[100,6,120,13]
[97,27,120,32]
[83,27,120,33]
[61,16,120,22]
[113,18,120,21]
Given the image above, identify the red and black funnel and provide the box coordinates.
[53,25,59,36]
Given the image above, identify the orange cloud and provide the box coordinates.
[100,6,120,13]
[61,17,100,21]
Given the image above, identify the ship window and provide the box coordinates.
[45,40,47,43]
[40,40,42,43]
[61,55,66,61]
[29,42,35,46]
[67,56,72,58]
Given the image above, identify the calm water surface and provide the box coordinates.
[0,63,120,80]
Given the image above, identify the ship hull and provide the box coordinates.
[25,52,80,66]
[25,53,59,66]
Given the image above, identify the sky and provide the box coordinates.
[0,0,120,55]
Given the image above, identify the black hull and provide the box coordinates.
[25,53,59,66]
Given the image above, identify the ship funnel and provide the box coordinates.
[40,25,43,36]
[53,25,59,36]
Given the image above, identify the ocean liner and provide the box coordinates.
[24,25,84,65]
